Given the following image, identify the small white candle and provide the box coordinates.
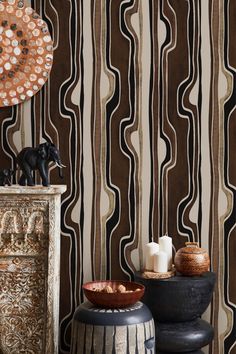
[153,251,168,273]
[159,235,172,270]
[144,242,159,270]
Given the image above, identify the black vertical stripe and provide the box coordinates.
[148,0,154,240]
[105,0,121,279]
[223,0,236,352]
[159,0,171,237]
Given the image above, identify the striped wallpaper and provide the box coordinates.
[0,0,236,353]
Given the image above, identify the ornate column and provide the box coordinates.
[0,185,66,354]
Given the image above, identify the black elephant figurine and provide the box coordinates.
[16,142,65,187]
[0,169,14,186]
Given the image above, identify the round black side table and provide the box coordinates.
[135,271,216,353]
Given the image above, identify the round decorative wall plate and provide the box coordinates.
[0,0,53,107]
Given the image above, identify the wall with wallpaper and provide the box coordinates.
[1,0,236,353]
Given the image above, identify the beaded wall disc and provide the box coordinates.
[0,0,53,107]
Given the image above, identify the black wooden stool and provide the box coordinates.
[135,271,216,353]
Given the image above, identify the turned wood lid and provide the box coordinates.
[177,242,207,255]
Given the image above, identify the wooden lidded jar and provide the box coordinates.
[174,242,210,276]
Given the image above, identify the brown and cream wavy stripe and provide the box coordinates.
[1,0,236,353]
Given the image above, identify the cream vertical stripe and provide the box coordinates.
[100,0,116,279]
[130,7,141,273]
[140,0,152,268]
[21,101,32,148]
[200,0,211,252]
[82,0,93,283]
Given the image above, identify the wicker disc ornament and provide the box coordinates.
[0,0,53,107]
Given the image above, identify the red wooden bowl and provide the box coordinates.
[82,280,145,308]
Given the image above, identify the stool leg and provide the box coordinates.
[93,326,105,354]
[70,321,77,354]
[128,325,137,354]
[84,324,93,354]
[70,322,86,354]
[105,326,115,354]
[115,326,128,353]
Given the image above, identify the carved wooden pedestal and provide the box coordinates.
[0,185,66,354]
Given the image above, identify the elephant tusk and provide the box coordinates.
[55,162,63,168]
[55,162,66,168]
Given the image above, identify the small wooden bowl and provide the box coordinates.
[82,280,145,308]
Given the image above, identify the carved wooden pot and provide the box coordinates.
[174,242,210,276]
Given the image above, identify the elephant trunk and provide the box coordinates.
[58,166,63,179]
[55,161,65,179]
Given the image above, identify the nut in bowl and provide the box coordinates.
[82,280,145,308]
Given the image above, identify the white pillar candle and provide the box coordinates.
[159,235,173,270]
[144,242,159,271]
[153,251,168,273]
